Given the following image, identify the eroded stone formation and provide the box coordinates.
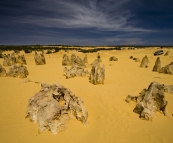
[83,54,88,63]
[97,52,102,62]
[16,54,27,64]
[159,62,173,75]
[34,52,46,65]
[125,82,168,121]
[134,58,140,62]
[140,55,149,68]
[89,64,105,85]
[0,64,7,77]
[3,54,11,66]
[62,54,71,66]
[164,51,170,56]
[109,56,118,61]
[164,85,173,94]
[11,52,17,64]
[152,57,161,72]
[63,64,89,79]
[0,50,3,58]
[7,64,29,78]
[26,83,88,134]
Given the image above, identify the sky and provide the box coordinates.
[0,0,173,45]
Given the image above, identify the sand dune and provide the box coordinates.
[0,48,173,143]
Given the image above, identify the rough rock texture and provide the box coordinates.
[109,56,118,61]
[75,56,85,67]
[140,55,149,68]
[159,62,173,75]
[164,85,173,94]
[83,54,88,63]
[3,55,11,66]
[40,53,46,64]
[16,54,27,64]
[125,82,168,121]
[0,50,3,58]
[11,52,17,64]
[62,54,71,66]
[0,64,7,77]
[164,51,170,56]
[152,57,161,72]
[26,83,88,134]
[89,64,105,85]
[34,52,45,65]
[63,65,89,79]
[7,64,29,78]
[97,52,102,62]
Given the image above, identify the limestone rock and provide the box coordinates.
[140,55,149,68]
[164,51,170,56]
[62,54,71,66]
[0,64,7,77]
[26,83,88,134]
[34,52,45,65]
[159,62,173,75]
[109,56,118,61]
[164,85,173,94]
[126,82,168,121]
[3,54,11,66]
[83,54,88,63]
[152,57,161,72]
[11,52,17,64]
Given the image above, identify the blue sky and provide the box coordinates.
[0,0,173,45]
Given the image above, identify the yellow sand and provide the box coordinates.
[0,48,173,143]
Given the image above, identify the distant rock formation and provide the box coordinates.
[97,52,102,62]
[152,57,161,72]
[89,64,105,85]
[62,54,71,66]
[0,64,7,77]
[7,64,29,78]
[129,56,133,59]
[83,54,88,63]
[134,58,140,62]
[0,50,3,58]
[159,62,173,75]
[125,82,168,121]
[34,52,45,65]
[11,52,17,64]
[109,56,118,61]
[3,54,11,66]
[16,54,27,65]
[140,55,149,68]
[26,83,88,134]
[164,51,170,56]
[63,65,89,79]
[40,52,46,64]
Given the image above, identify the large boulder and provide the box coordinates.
[125,82,168,121]
[26,83,88,134]
[0,64,7,77]
[152,57,161,72]
[140,55,149,68]
[159,62,173,75]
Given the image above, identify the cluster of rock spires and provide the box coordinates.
[125,82,168,121]
[0,64,29,78]
[109,56,118,61]
[63,64,89,79]
[2,52,27,66]
[62,54,87,67]
[26,83,88,134]
[34,51,46,65]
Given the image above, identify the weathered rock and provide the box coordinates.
[0,50,3,58]
[3,55,11,66]
[126,82,168,121]
[129,56,133,59]
[34,52,45,65]
[18,64,29,78]
[40,53,46,64]
[83,54,88,63]
[109,56,118,61]
[63,65,89,79]
[159,62,173,75]
[0,64,7,77]
[26,83,88,134]
[97,52,102,62]
[62,54,71,66]
[11,52,17,64]
[152,57,161,72]
[164,85,173,94]
[164,51,170,56]
[134,58,140,62]
[7,64,19,77]
[16,54,27,64]
[89,64,105,85]
[140,55,149,68]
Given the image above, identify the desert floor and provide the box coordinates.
[0,48,173,143]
